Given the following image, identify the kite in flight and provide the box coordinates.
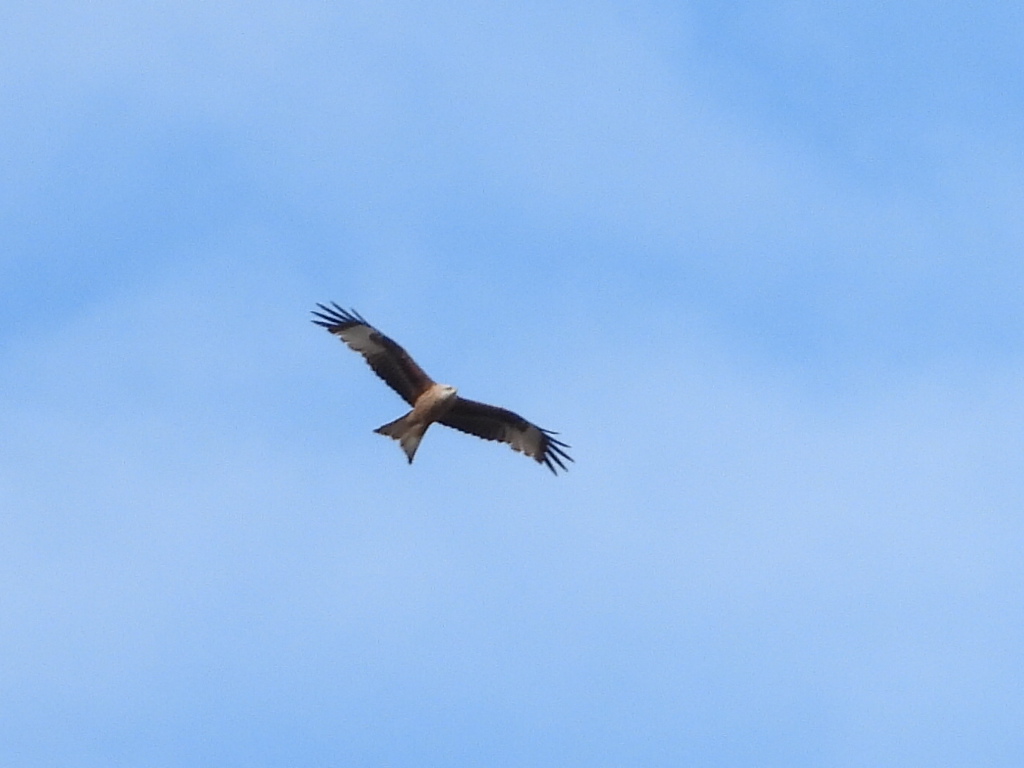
[312,303,572,474]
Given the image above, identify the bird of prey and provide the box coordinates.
[312,303,572,474]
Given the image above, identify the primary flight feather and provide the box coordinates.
[312,303,572,474]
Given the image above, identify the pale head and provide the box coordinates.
[414,382,460,421]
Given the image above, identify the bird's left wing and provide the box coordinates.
[439,398,572,474]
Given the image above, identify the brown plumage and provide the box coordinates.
[312,303,572,474]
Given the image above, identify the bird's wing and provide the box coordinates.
[439,397,572,474]
[312,303,434,406]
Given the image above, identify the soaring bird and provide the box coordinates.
[312,303,572,474]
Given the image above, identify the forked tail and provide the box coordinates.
[374,412,428,464]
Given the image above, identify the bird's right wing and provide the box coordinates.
[311,303,435,406]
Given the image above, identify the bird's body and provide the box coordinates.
[312,304,572,474]
[374,382,459,463]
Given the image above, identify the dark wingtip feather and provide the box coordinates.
[311,303,368,330]
[540,428,573,475]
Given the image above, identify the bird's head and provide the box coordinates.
[440,384,459,399]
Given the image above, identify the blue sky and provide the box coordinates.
[2,1,1022,765]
